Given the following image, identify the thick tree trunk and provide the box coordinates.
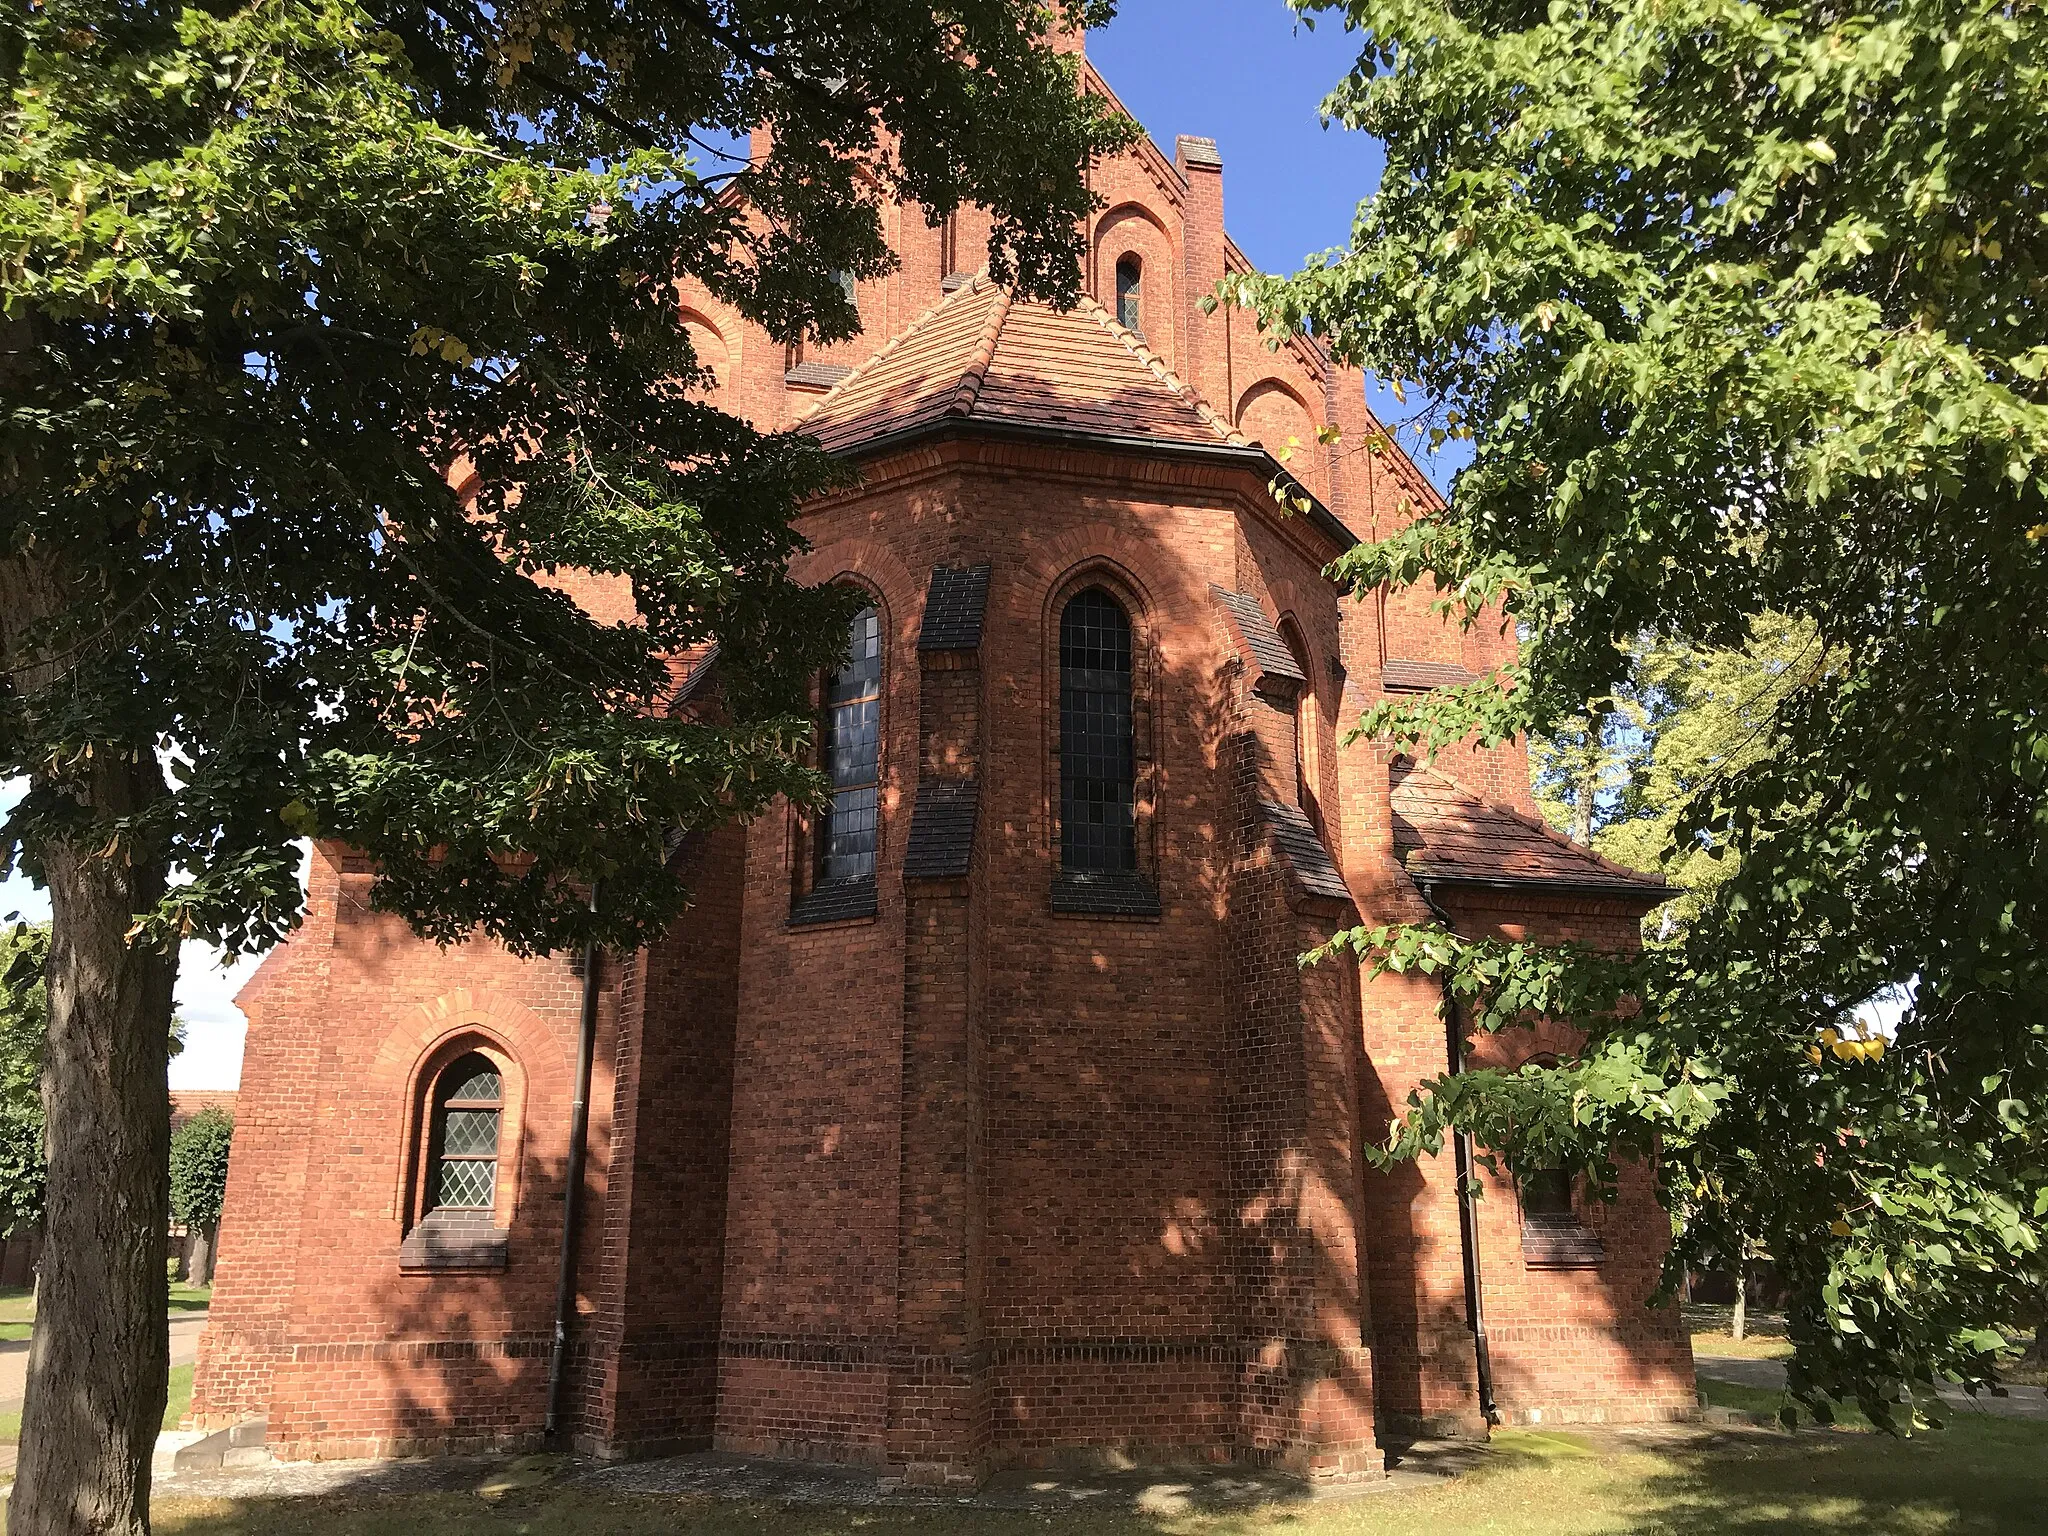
[2,544,179,1536]
[1731,1254,1748,1343]
[189,1226,215,1289]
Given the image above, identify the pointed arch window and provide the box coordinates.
[1279,618,1322,835]
[429,1053,502,1212]
[1115,254,1143,336]
[820,604,883,885]
[1059,588,1136,873]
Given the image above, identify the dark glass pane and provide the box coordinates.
[1060,588,1137,872]
[820,606,883,886]
[440,1108,499,1157]
[1521,1168,1574,1218]
[822,785,878,883]
[1115,256,1142,333]
[436,1156,497,1210]
[440,1053,500,1104]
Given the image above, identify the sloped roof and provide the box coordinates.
[1389,756,1667,899]
[799,276,1246,456]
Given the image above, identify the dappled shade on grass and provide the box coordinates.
[150,1419,2048,1536]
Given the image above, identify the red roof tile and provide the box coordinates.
[1390,757,1667,898]
[799,277,1243,455]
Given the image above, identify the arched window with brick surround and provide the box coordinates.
[401,1041,519,1270]
[1059,587,1136,874]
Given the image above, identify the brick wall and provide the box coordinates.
[194,67,1691,1471]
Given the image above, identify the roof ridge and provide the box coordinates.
[1391,752,1665,888]
[1076,294,1247,446]
[795,274,994,426]
[948,283,1012,418]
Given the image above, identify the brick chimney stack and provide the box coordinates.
[1176,135,1229,423]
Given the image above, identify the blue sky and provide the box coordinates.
[3,3,1446,1089]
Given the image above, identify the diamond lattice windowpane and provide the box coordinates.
[436,1157,496,1209]
[440,1108,500,1156]
[443,1060,501,1103]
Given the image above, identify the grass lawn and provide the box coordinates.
[147,1418,2048,1536]
[0,1281,210,1342]
[1686,1302,1795,1362]
[0,1364,193,1445]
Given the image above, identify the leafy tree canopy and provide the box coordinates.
[168,1104,232,1233]
[1532,615,1838,934]
[0,0,1132,958]
[0,923,47,1238]
[0,3,1131,1525]
[1246,0,2048,1429]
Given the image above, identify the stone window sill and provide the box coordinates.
[399,1211,509,1272]
[790,877,879,928]
[1050,871,1161,918]
[1521,1215,1604,1270]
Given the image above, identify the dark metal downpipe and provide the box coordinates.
[545,891,603,1444]
[1416,879,1500,1428]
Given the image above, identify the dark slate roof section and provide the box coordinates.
[1521,1216,1605,1270]
[1260,801,1352,905]
[1382,657,1476,693]
[918,563,992,651]
[789,876,878,926]
[786,361,856,390]
[903,780,979,881]
[1211,587,1306,690]
[668,642,721,712]
[1051,871,1162,918]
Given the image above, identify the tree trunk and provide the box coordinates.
[2024,1282,2047,1365]
[1732,1254,1749,1343]
[190,1225,216,1289]
[2,545,179,1536]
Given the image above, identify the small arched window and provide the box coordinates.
[429,1053,503,1212]
[820,604,883,885]
[1059,588,1136,873]
[1115,254,1143,336]
[1279,619,1321,833]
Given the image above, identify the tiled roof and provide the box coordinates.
[786,361,855,391]
[1382,658,1475,693]
[169,1090,237,1132]
[918,564,991,651]
[799,277,1245,457]
[1260,801,1351,904]
[1389,757,1667,897]
[903,780,979,881]
[1212,587,1306,692]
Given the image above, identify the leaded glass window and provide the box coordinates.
[431,1053,502,1211]
[1115,254,1143,335]
[1060,588,1136,873]
[820,605,883,884]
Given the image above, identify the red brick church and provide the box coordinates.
[192,43,1695,1484]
